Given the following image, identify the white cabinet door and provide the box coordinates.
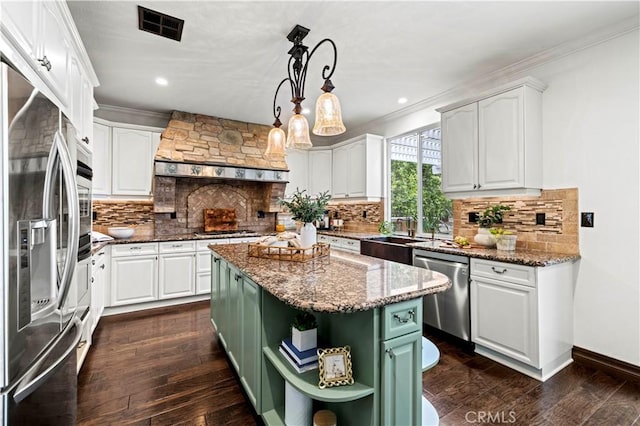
[441,103,478,193]
[92,123,111,195]
[91,248,108,332]
[308,150,332,195]
[285,149,309,197]
[111,255,157,306]
[111,128,154,196]
[331,144,349,198]
[80,78,94,150]
[471,276,538,367]
[38,2,70,105]
[1,1,38,59]
[159,252,196,299]
[347,139,367,197]
[478,88,524,190]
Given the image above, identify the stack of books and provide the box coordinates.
[279,337,318,373]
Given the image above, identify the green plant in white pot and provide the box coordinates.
[291,311,318,352]
[279,189,331,248]
[475,204,511,247]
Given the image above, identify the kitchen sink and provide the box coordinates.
[360,236,424,265]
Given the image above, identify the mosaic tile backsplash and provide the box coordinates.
[453,188,579,254]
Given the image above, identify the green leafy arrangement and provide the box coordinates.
[477,204,511,228]
[292,312,318,331]
[279,188,331,224]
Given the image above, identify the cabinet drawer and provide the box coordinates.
[159,241,196,253]
[317,234,330,244]
[382,298,423,340]
[111,243,158,257]
[471,259,536,288]
[197,238,229,251]
[341,238,360,252]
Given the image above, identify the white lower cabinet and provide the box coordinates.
[318,234,361,253]
[111,245,158,306]
[470,258,575,381]
[158,241,196,299]
[90,246,109,332]
[196,239,228,295]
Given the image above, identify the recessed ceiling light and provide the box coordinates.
[302,107,311,115]
[398,97,408,104]
[155,77,168,86]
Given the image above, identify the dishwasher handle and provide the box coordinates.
[413,255,468,272]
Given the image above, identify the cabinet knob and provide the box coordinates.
[385,348,395,359]
[92,259,96,266]
[477,184,482,189]
[393,310,414,324]
[100,264,105,270]
[473,184,477,189]
[235,273,241,281]
[82,137,90,144]
[37,56,52,71]
[491,267,507,274]
[91,277,94,283]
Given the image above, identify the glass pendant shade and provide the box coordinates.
[312,92,346,136]
[286,114,312,149]
[265,127,286,156]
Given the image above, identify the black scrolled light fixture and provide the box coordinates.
[265,24,346,157]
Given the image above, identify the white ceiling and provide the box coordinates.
[68,1,639,138]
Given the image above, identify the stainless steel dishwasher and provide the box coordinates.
[413,249,471,343]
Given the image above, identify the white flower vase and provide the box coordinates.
[292,327,317,352]
[299,222,317,248]
[474,227,496,247]
[496,235,517,251]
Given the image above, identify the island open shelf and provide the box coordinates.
[263,345,375,402]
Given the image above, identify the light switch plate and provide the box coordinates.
[581,212,594,227]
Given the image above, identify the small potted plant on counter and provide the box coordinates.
[279,189,331,248]
[474,204,511,247]
[490,227,518,251]
[292,311,318,352]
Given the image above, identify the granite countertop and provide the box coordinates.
[90,231,265,254]
[408,240,580,267]
[210,243,451,313]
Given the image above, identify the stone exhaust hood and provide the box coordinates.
[154,111,288,180]
[154,160,289,183]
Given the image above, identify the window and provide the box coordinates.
[388,125,452,237]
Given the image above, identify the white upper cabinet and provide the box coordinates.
[441,103,478,193]
[1,1,38,61]
[39,2,70,105]
[92,123,111,195]
[331,134,384,199]
[437,77,546,198]
[308,149,332,196]
[93,121,162,198]
[285,149,309,198]
[112,128,155,196]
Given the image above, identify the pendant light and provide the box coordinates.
[267,24,345,156]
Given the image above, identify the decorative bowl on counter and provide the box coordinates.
[107,227,134,239]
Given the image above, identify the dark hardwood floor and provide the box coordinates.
[78,302,639,425]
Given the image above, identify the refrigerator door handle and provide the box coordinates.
[13,315,82,403]
[54,130,80,309]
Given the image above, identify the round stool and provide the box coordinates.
[313,409,337,426]
[422,337,440,426]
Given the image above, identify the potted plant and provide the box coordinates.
[491,227,517,251]
[474,204,511,247]
[291,311,318,352]
[279,189,331,247]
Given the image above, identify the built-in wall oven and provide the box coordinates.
[75,145,92,320]
[413,250,472,346]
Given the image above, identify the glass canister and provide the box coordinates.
[276,218,285,232]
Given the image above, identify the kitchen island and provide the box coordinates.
[209,243,450,426]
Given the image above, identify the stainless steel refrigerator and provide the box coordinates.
[1,61,81,424]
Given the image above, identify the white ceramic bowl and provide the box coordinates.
[107,227,134,239]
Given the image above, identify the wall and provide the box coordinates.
[92,200,155,237]
[326,201,384,233]
[363,29,640,365]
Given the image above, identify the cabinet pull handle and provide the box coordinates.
[82,137,89,144]
[92,259,95,266]
[171,244,182,248]
[235,273,241,281]
[491,267,507,274]
[393,310,414,324]
[130,247,141,250]
[477,184,482,189]
[214,258,220,263]
[98,252,105,256]
[37,56,52,71]
[100,264,105,270]
[385,348,394,359]
[91,277,94,283]
[473,184,477,189]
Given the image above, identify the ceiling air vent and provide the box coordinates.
[137,6,184,42]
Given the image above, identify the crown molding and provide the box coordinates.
[97,104,172,121]
[344,15,640,137]
[56,1,99,86]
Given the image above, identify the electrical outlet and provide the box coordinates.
[170,212,177,219]
[92,211,97,220]
[362,210,367,218]
[581,212,594,227]
[468,212,478,223]
[257,210,265,218]
[536,213,546,225]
